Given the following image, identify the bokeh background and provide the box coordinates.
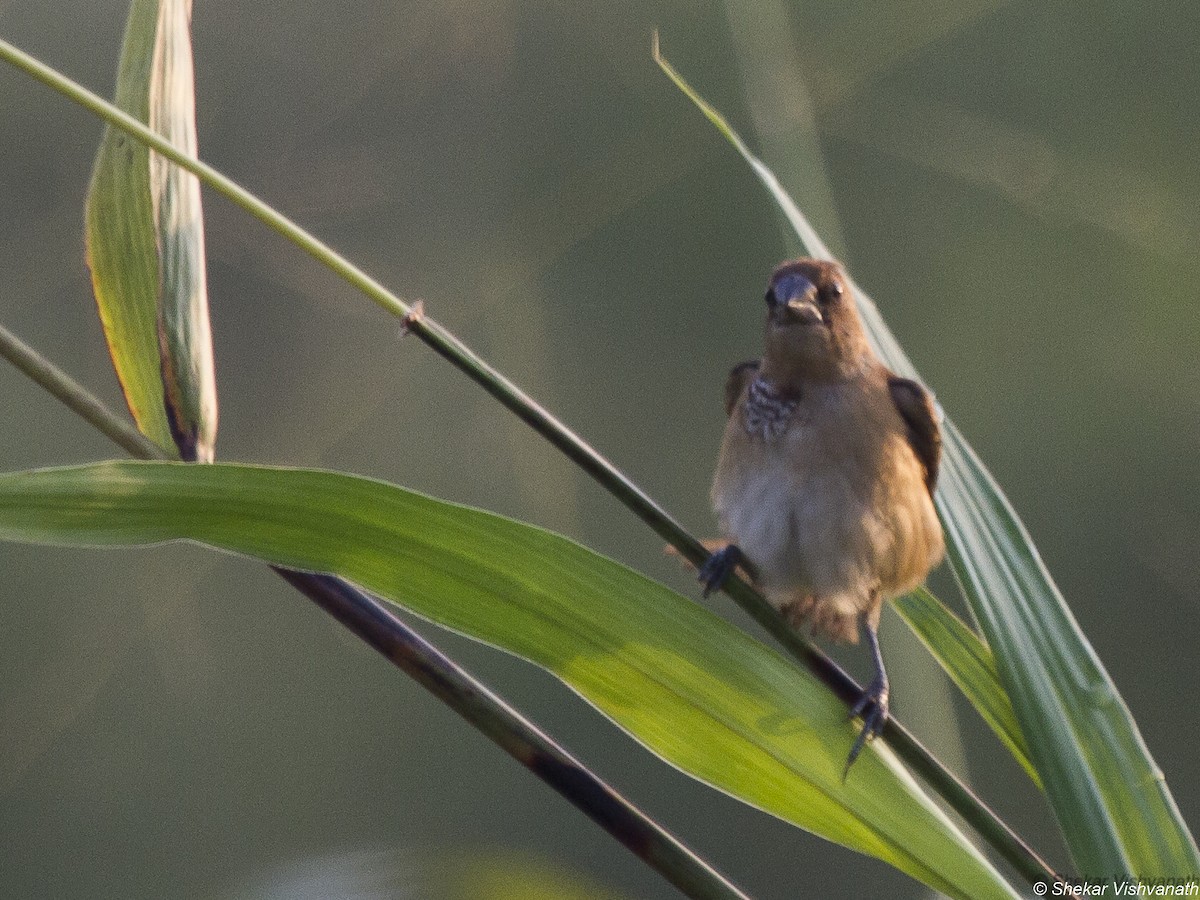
[1,2,1197,898]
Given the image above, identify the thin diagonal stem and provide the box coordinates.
[0,36,1070,892]
[0,322,750,900]
[272,571,747,900]
[0,324,166,460]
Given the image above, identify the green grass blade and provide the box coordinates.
[939,426,1199,877]
[0,460,1019,900]
[84,0,172,452]
[655,40,1200,878]
[893,589,1038,786]
[84,0,216,461]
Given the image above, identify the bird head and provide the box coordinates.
[761,259,872,383]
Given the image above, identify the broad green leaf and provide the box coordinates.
[0,461,1018,900]
[655,43,1200,878]
[893,589,1038,786]
[85,0,216,462]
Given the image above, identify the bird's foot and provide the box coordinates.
[698,544,743,597]
[844,674,889,779]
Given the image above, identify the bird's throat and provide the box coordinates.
[742,376,798,440]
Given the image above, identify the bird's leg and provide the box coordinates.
[844,613,889,778]
[698,544,744,597]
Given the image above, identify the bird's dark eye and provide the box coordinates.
[816,283,843,307]
[764,287,777,307]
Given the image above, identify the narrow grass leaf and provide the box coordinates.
[147,0,217,462]
[85,0,171,452]
[84,0,216,461]
[939,429,1199,878]
[655,41,1200,878]
[893,589,1038,786]
[0,460,1019,900]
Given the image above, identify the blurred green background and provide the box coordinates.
[1,1,1197,897]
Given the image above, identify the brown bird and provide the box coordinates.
[700,258,945,773]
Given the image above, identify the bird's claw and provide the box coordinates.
[698,544,743,597]
[844,675,889,779]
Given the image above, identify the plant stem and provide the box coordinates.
[273,571,748,900]
[0,36,1069,891]
[0,323,750,900]
[0,324,167,461]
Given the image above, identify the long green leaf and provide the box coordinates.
[0,460,1018,900]
[85,0,216,462]
[84,0,170,452]
[939,432,1198,877]
[655,40,1199,878]
[893,589,1038,786]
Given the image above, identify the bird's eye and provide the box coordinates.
[817,283,842,306]
[764,287,777,307]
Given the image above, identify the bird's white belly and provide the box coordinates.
[710,420,902,619]
[714,445,879,604]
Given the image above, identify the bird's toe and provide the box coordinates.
[844,676,889,778]
[698,544,743,597]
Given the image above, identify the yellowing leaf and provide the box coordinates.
[85,0,216,461]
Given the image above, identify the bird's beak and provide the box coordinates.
[785,297,824,326]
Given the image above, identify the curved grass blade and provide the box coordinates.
[893,589,1038,786]
[654,38,1200,878]
[84,0,216,461]
[85,0,170,452]
[939,430,1199,878]
[0,460,1018,900]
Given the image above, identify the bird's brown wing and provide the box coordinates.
[887,376,942,493]
[724,360,760,416]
